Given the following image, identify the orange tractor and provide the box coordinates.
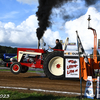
[6,15,100,81]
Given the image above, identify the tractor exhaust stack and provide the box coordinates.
[38,40,40,49]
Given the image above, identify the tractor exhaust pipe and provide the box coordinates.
[38,40,40,49]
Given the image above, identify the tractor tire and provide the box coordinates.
[10,62,22,74]
[43,51,64,79]
[21,66,29,73]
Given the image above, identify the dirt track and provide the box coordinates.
[0,71,97,96]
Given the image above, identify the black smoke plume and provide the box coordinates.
[36,0,71,40]
[85,0,98,6]
[36,0,98,40]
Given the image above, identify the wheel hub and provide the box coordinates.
[56,64,61,68]
[13,65,19,71]
[48,56,63,76]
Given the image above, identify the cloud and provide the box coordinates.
[51,0,87,23]
[4,22,15,29]
[0,14,61,48]
[0,15,38,47]
[44,29,61,46]
[65,7,100,50]
[16,0,38,5]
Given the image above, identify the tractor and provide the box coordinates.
[6,15,100,81]
[7,38,69,79]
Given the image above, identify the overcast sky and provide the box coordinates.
[0,0,100,54]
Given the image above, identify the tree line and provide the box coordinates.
[0,45,17,54]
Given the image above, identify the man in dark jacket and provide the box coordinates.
[49,39,62,50]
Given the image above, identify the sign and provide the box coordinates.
[64,51,79,57]
[65,58,79,78]
[84,76,94,99]
[68,43,76,45]
[98,39,100,49]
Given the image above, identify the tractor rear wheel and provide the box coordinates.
[10,62,22,74]
[43,51,64,79]
[21,66,29,73]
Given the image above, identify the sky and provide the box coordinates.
[0,0,100,54]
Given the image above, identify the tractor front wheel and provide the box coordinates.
[10,62,22,74]
[43,51,64,79]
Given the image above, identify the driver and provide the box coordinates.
[49,39,62,50]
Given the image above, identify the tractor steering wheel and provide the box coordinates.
[47,45,53,52]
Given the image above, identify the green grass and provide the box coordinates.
[0,69,10,72]
[0,68,44,73]
[0,89,95,100]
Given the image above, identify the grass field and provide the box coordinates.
[0,89,96,100]
[0,68,44,73]
[0,69,10,72]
